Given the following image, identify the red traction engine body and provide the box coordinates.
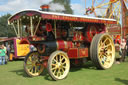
[21,23,105,66]
[11,9,116,80]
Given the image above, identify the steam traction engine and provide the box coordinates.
[8,9,116,80]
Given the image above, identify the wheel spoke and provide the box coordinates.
[52,64,56,66]
[58,54,61,62]
[26,65,32,70]
[106,50,112,55]
[53,69,57,75]
[62,62,66,65]
[60,57,65,62]
[28,57,32,62]
[105,43,111,47]
[62,65,67,69]
[52,67,57,71]
[34,66,37,73]
[51,65,57,70]
[103,37,108,44]
[61,68,65,73]
[99,40,103,47]
[57,68,61,77]
[99,54,103,59]
[53,58,57,63]
[55,56,58,62]
[29,66,33,73]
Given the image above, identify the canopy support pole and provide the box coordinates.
[17,19,20,37]
[54,20,57,39]
[30,16,34,36]
[34,17,41,35]
[11,23,18,37]
[20,19,23,37]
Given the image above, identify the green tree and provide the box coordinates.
[0,14,16,37]
[51,0,73,14]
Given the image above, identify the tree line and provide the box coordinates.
[0,14,16,37]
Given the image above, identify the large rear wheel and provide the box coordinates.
[48,51,70,80]
[90,33,115,69]
[24,51,44,77]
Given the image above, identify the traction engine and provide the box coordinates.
[8,8,116,80]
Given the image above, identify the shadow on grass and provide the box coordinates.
[10,69,31,78]
[41,69,55,81]
[115,78,128,85]
[10,68,54,81]
[70,61,96,72]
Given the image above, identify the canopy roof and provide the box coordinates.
[8,9,117,24]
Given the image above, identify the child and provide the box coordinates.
[0,44,6,65]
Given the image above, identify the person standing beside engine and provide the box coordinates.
[120,39,127,62]
[0,44,6,65]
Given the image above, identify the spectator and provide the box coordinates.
[2,44,8,64]
[120,39,127,62]
[126,38,128,56]
[0,44,6,65]
[7,44,11,61]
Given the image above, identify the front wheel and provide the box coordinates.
[48,51,70,80]
[90,33,115,69]
[24,51,44,77]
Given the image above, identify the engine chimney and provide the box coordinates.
[40,5,49,11]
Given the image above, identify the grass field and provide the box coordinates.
[0,59,128,85]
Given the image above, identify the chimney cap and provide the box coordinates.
[40,4,49,9]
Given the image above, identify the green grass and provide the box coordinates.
[0,59,128,85]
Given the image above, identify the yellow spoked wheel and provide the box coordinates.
[48,51,70,80]
[24,51,44,77]
[90,33,115,69]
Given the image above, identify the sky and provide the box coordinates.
[0,0,127,17]
[0,0,89,16]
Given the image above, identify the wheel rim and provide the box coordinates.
[49,52,70,80]
[25,52,43,76]
[98,35,115,68]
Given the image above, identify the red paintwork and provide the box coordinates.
[79,48,88,58]
[57,40,74,51]
[41,14,116,24]
[41,56,49,68]
[67,41,74,48]
[68,48,88,59]
[57,40,65,50]
[85,24,100,42]
[19,38,30,44]
[68,48,78,58]
[46,23,52,32]
[73,32,84,41]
